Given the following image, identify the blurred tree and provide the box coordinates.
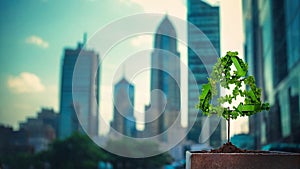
[0,152,35,169]
[106,138,173,169]
[43,132,109,169]
[1,133,173,169]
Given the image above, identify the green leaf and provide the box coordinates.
[232,56,246,77]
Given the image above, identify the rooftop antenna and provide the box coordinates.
[164,12,169,20]
[83,32,87,48]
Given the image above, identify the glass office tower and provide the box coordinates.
[59,38,100,139]
[111,77,136,137]
[187,0,225,147]
[242,0,300,148]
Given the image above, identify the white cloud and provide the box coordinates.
[7,72,45,93]
[121,0,186,19]
[130,35,152,47]
[25,35,49,48]
[203,0,220,6]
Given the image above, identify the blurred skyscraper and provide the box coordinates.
[145,15,182,143]
[59,35,100,139]
[111,77,136,137]
[187,0,225,147]
[242,0,300,148]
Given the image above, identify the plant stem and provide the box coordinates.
[228,117,230,143]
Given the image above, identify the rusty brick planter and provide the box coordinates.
[186,151,300,169]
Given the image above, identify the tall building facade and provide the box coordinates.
[59,37,100,139]
[242,0,300,148]
[242,0,267,148]
[111,77,136,137]
[145,15,181,142]
[187,0,225,147]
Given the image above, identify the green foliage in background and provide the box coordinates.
[197,51,270,120]
[44,133,109,169]
[106,138,173,169]
[0,133,172,169]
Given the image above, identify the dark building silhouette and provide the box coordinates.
[0,125,32,155]
[20,108,58,152]
[0,108,58,154]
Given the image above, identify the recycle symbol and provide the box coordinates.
[197,51,270,120]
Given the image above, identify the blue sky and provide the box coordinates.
[0,0,143,127]
[0,0,247,135]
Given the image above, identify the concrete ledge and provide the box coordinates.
[186,151,300,169]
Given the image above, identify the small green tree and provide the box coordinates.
[197,51,270,143]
